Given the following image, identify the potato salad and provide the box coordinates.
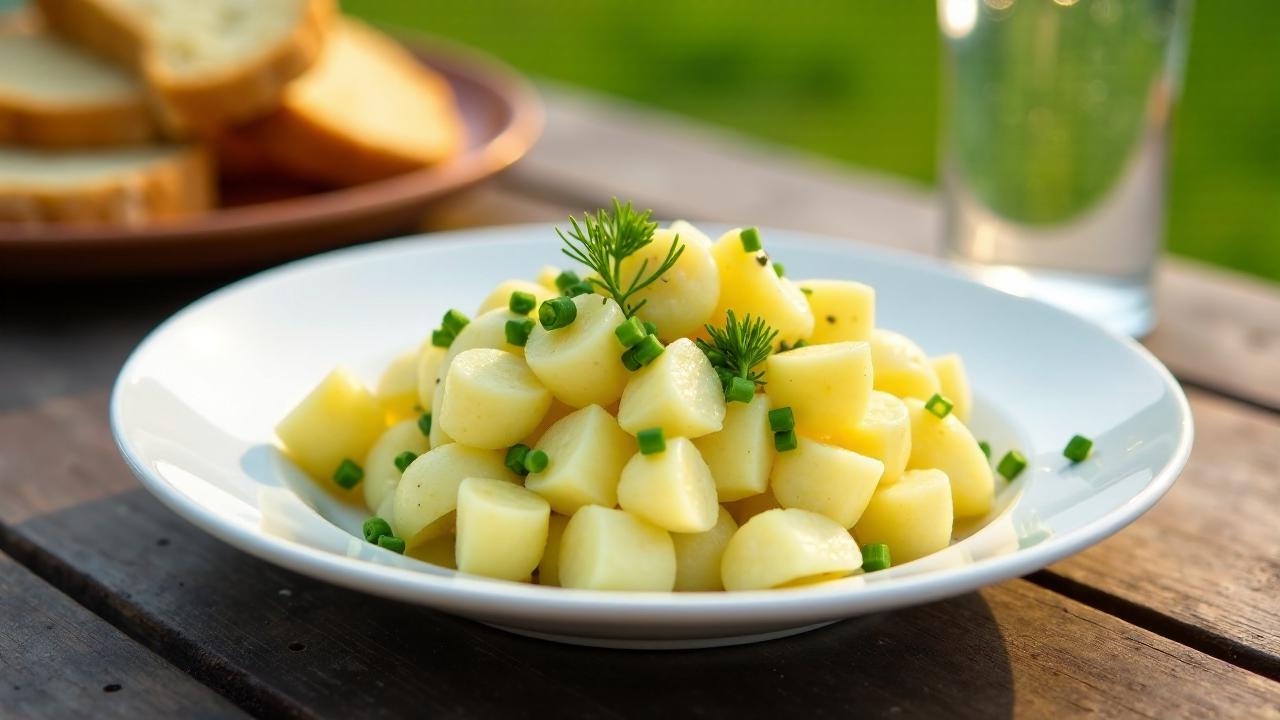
[275,201,1019,592]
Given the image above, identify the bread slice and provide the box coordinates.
[225,19,464,186]
[35,0,335,135]
[0,30,160,148]
[0,144,213,224]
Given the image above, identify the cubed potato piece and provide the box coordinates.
[476,279,556,316]
[693,393,774,501]
[558,506,676,591]
[392,444,518,548]
[536,514,570,586]
[617,338,725,438]
[621,227,720,341]
[723,492,781,525]
[406,533,456,569]
[376,349,420,424]
[720,508,861,591]
[362,418,431,512]
[710,228,814,344]
[525,294,631,408]
[428,382,452,448]
[870,329,940,401]
[415,345,447,414]
[520,398,575,447]
[536,265,562,292]
[797,279,875,344]
[617,437,719,533]
[374,493,396,528]
[832,391,911,485]
[905,399,994,517]
[525,405,635,514]
[854,468,954,563]
[439,349,552,449]
[766,341,873,437]
[455,477,550,582]
[275,367,386,487]
[671,506,738,591]
[930,353,973,423]
[668,220,712,245]
[428,308,532,448]
[770,437,883,528]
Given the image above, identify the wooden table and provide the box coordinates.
[3,86,1279,719]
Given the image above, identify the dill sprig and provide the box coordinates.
[696,310,779,388]
[556,199,685,317]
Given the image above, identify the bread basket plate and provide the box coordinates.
[110,224,1193,649]
[0,33,542,278]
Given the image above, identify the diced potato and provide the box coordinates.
[797,279,875,344]
[525,294,631,408]
[905,399,994,517]
[439,349,552,449]
[723,491,781,525]
[617,437,719,533]
[671,506,738,591]
[766,341,873,437]
[854,469,954,563]
[770,437,883,528]
[617,338,725,438]
[931,353,973,423]
[428,382,452,448]
[832,391,911,485]
[406,533,457,569]
[275,367,386,487]
[476,279,556,316]
[536,265,562,292]
[375,348,420,424]
[374,493,396,527]
[536,514,570,586]
[455,477,550,582]
[520,398,575,447]
[668,220,712,246]
[392,444,518,548]
[622,227,720,341]
[709,228,815,343]
[693,394,774,501]
[870,329,940,400]
[415,345,446,415]
[525,405,635,514]
[558,506,676,591]
[720,508,861,591]
[429,308,531,447]
[362,418,431,512]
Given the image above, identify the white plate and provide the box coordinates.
[111,224,1193,649]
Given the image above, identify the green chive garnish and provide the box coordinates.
[393,451,418,473]
[505,318,534,347]
[333,459,363,489]
[377,535,406,554]
[565,281,595,297]
[774,429,798,452]
[431,329,455,348]
[997,450,1027,481]
[772,262,785,278]
[1063,435,1093,463]
[524,449,549,474]
[637,427,666,455]
[739,227,761,252]
[625,335,664,368]
[725,375,755,403]
[505,444,531,475]
[614,317,647,348]
[924,393,953,419]
[509,290,537,314]
[539,296,578,330]
[861,543,891,572]
[554,269,581,293]
[800,287,813,296]
[978,440,991,459]
[768,406,795,433]
[793,339,807,349]
[642,320,659,336]
[362,517,393,543]
[441,309,470,335]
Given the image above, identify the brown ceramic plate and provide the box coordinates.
[0,35,543,279]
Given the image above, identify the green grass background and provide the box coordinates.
[343,1,1277,283]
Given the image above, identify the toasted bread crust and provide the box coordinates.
[0,93,159,148]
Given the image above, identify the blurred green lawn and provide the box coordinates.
[345,0,1279,283]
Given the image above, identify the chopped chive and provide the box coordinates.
[362,517,393,543]
[554,269,581,293]
[755,252,769,267]
[1063,434,1094,463]
[524,449,549,474]
[774,429,798,452]
[417,412,432,437]
[441,309,470,335]
[978,440,991,459]
[739,227,762,252]
[629,335,665,367]
[800,287,813,296]
[333,459,363,489]
[768,406,795,433]
[505,318,534,347]
[505,444,531,475]
[772,262,785,278]
[777,340,791,353]
[431,328,455,348]
[509,290,537,315]
[924,393,954,419]
[614,317,647,348]
[725,375,755,403]
[565,281,595,297]
[377,535,406,554]
[539,296,578,330]
[997,450,1027,481]
[637,427,666,455]
[642,320,659,336]
[793,339,808,349]
[704,347,726,366]
[861,543,891,572]
[393,451,418,473]
[621,347,643,371]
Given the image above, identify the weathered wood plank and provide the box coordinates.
[0,551,247,720]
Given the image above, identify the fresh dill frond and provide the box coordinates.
[556,199,685,317]
[696,310,779,388]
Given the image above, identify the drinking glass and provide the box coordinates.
[938,0,1191,336]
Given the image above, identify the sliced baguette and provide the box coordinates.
[35,0,335,135]
[226,19,464,186]
[0,144,213,224]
